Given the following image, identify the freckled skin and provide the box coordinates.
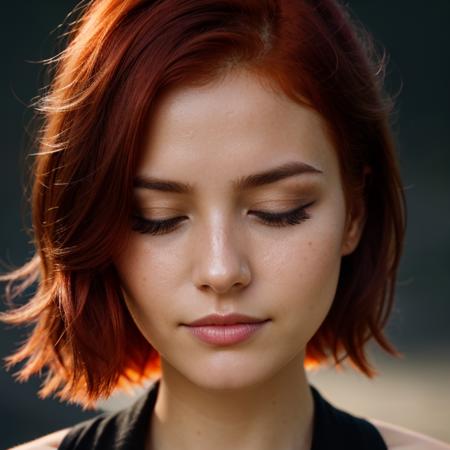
[113,69,365,450]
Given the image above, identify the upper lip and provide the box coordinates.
[185,313,268,326]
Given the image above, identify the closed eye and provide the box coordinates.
[131,202,314,236]
[250,202,314,226]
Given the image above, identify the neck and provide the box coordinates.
[149,355,314,450]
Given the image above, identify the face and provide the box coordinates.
[113,69,364,390]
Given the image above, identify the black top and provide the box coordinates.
[59,380,388,450]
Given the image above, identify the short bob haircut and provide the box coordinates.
[1,0,406,409]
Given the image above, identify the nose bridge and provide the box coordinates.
[192,206,251,294]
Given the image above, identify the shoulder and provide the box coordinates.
[7,428,71,450]
[7,386,157,450]
[8,409,121,450]
[369,418,450,450]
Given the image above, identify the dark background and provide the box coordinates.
[1,1,449,448]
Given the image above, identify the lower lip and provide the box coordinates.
[184,321,269,346]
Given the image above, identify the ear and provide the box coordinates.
[341,168,370,256]
[341,194,366,256]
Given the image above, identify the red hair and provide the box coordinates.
[1,0,406,408]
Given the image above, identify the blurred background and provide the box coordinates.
[1,1,449,448]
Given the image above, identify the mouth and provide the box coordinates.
[184,312,269,327]
[180,319,270,346]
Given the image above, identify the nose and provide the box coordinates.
[192,217,252,296]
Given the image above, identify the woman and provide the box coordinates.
[2,1,449,449]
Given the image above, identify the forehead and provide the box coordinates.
[137,69,340,192]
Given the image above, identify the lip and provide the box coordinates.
[185,313,268,326]
[182,313,270,346]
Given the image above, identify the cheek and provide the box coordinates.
[262,208,346,327]
[113,239,176,343]
[115,235,178,299]
[271,236,342,307]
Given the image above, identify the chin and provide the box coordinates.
[170,351,287,392]
[188,371,267,392]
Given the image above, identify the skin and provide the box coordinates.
[113,68,365,450]
[10,423,450,450]
[11,69,450,450]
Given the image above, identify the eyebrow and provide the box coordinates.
[133,161,323,194]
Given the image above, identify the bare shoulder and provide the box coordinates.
[7,427,71,450]
[369,418,450,450]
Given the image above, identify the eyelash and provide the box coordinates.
[131,202,314,236]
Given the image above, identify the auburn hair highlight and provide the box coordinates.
[1,0,406,408]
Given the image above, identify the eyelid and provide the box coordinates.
[131,200,315,235]
[249,200,313,213]
[135,201,313,219]
[134,205,181,214]
[132,202,315,226]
